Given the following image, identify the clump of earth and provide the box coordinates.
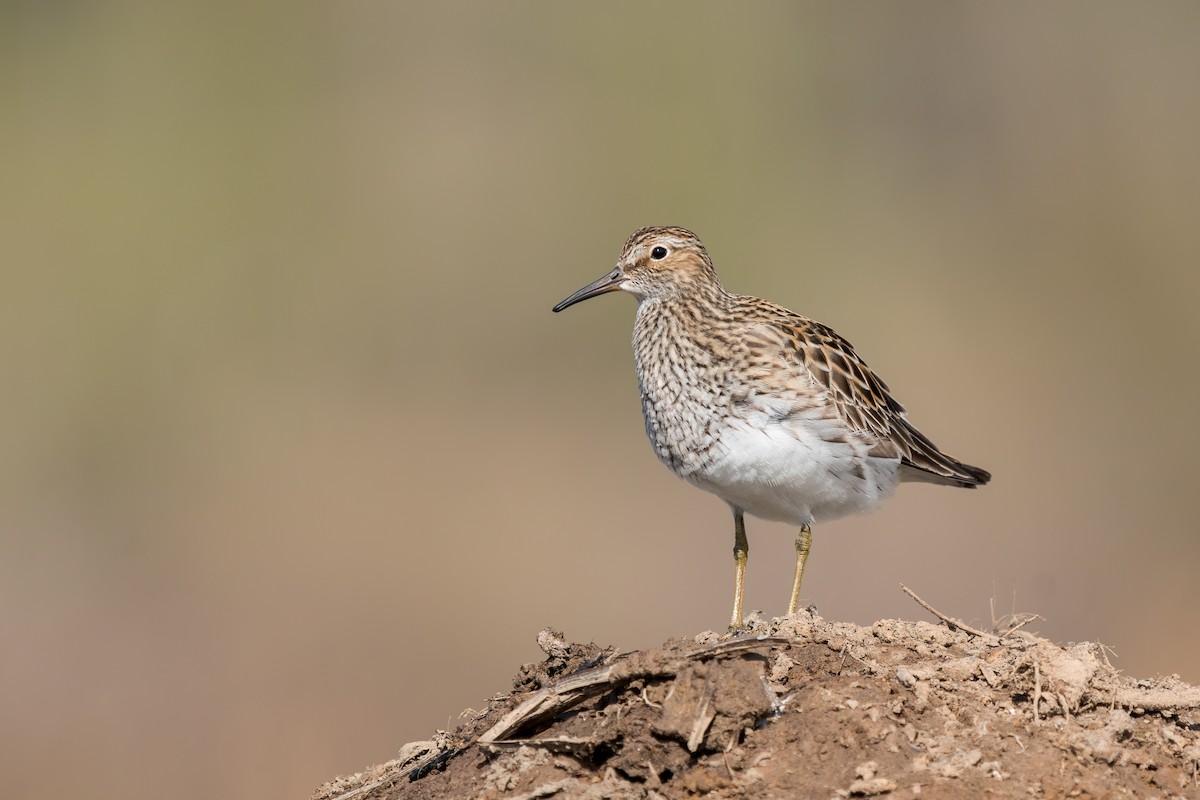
[314,610,1200,799]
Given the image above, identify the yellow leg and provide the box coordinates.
[729,507,748,630]
[787,524,812,615]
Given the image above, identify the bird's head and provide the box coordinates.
[553,226,723,312]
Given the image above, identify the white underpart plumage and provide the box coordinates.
[691,409,901,526]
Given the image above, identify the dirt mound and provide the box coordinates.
[314,609,1200,799]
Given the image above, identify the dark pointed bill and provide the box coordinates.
[552,268,623,312]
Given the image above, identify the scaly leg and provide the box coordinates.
[729,507,748,630]
[787,524,812,615]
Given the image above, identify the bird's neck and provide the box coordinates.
[636,280,736,322]
[632,288,739,359]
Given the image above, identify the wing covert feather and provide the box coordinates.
[738,300,989,487]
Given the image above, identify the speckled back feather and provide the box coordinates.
[749,301,991,488]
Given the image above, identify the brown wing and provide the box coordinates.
[748,302,990,487]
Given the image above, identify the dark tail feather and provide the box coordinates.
[901,457,991,488]
[897,420,991,488]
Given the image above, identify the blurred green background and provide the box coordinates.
[3,3,1198,799]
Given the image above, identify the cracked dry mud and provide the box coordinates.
[314,612,1200,799]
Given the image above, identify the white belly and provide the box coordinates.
[684,414,902,527]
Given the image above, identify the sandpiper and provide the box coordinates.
[553,226,990,629]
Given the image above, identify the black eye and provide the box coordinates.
[651,246,668,260]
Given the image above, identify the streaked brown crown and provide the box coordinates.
[616,226,728,302]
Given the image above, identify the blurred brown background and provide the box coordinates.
[3,3,1198,799]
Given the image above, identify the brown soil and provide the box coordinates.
[314,611,1200,800]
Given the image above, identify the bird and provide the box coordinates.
[552,226,990,630]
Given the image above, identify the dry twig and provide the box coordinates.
[899,584,1000,643]
[999,613,1043,637]
[1033,657,1042,722]
[1101,685,1200,712]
